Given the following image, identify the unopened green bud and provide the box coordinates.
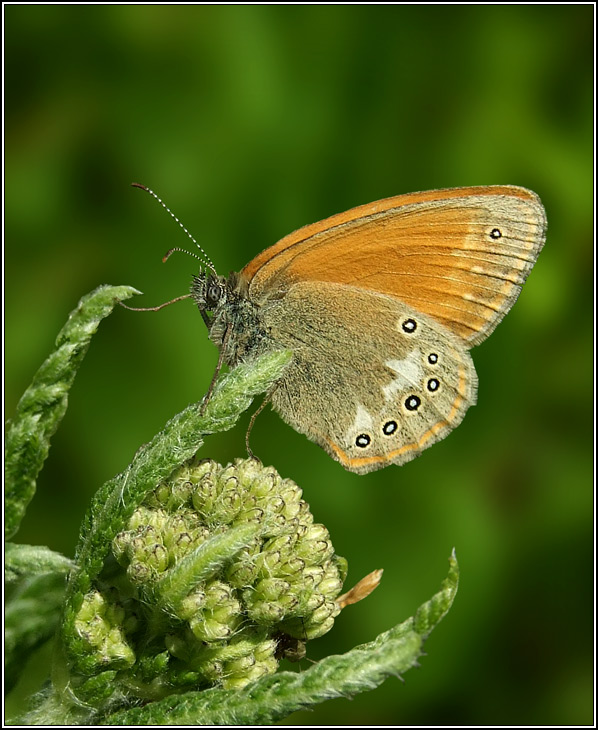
[248,473,277,499]
[303,592,326,613]
[225,556,259,587]
[146,543,169,573]
[225,653,255,675]
[256,549,282,575]
[148,482,172,508]
[254,638,277,662]
[170,478,194,508]
[129,507,168,532]
[127,560,152,585]
[191,615,234,642]
[319,574,344,598]
[254,577,291,602]
[247,600,286,624]
[204,580,233,608]
[200,659,223,684]
[236,506,265,524]
[264,533,295,555]
[301,565,325,587]
[308,616,335,640]
[178,589,206,621]
[278,556,305,577]
[74,591,135,672]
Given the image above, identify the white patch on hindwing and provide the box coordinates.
[383,349,424,400]
[350,404,374,432]
[344,404,375,450]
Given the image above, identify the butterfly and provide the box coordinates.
[138,184,546,474]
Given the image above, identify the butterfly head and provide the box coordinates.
[190,270,232,326]
[191,271,226,308]
[191,268,269,366]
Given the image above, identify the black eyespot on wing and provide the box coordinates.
[405,395,421,411]
[382,420,398,436]
[355,433,371,448]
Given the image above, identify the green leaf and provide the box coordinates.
[156,522,264,611]
[4,284,141,540]
[414,547,460,637]
[101,551,459,725]
[5,543,74,582]
[5,573,68,693]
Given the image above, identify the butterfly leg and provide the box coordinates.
[245,390,275,460]
[199,323,232,415]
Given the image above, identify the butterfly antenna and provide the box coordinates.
[162,247,206,265]
[132,182,217,275]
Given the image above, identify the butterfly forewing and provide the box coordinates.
[242,186,546,348]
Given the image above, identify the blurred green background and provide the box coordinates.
[5,5,593,725]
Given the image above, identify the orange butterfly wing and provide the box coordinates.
[241,186,546,347]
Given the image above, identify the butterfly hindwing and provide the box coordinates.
[261,281,478,474]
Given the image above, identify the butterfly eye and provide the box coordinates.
[207,283,222,306]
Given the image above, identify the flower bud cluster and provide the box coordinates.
[73,458,347,698]
[73,590,136,674]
